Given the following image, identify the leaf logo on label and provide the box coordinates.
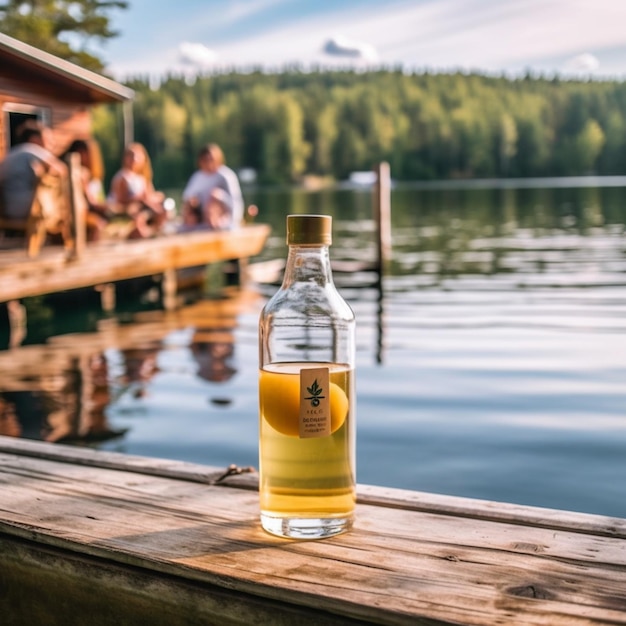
[305,379,325,407]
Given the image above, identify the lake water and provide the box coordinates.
[2,178,626,518]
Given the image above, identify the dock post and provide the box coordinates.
[7,300,26,349]
[96,284,116,314]
[162,268,178,311]
[67,153,86,259]
[373,162,391,364]
[373,161,392,277]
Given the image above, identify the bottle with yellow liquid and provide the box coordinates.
[259,214,356,539]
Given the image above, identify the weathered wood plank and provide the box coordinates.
[0,436,625,625]
[1,536,361,626]
[0,224,270,303]
[2,436,625,538]
[0,436,255,487]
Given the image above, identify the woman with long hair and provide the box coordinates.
[108,142,166,238]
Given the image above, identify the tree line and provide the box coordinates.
[3,3,626,188]
[92,69,626,189]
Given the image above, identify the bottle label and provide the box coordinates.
[299,367,331,438]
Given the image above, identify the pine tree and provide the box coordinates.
[0,0,128,72]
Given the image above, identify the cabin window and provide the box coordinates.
[2,103,51,147]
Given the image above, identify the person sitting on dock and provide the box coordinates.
[108,142,167,238]
[0,123,68,228]
[180,143,244,231]
[63,139,110,241]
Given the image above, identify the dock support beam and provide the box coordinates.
[373,162,391,364]
[162,269,178,311]
[95,284,116,314]
[67,152,86,260]
[373,161,392,277]
[7,300,26,349]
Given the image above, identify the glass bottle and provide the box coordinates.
[258,214,356,539]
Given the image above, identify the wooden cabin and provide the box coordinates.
[0,32,133,158]
[0,33,136,257]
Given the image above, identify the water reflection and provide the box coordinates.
[118,345,161,399]
[0,292,258,446]
[385,185,626,286]
[0,397,20,437]
[2,182,626,516]
[0,352,126,444]
[192,340,236,384]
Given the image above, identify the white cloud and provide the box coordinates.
[105,0,626,78]
[322,35,378,62]
[209,0,626,72]
[564,52,600,73]
[179,42,218,68]
[328,0,626,73]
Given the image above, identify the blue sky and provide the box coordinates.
[100,0,626,80]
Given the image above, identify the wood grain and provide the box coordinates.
[0,224,270,303]
[1,437,625,624]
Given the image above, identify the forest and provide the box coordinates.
[92,68,626,188]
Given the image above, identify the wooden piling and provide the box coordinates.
[6,300,26,349]
[372,162,391,363]
[67,152,86,260]
[162,268,178,311]
[373,161,392,278]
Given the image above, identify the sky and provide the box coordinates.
[99,0,626,81]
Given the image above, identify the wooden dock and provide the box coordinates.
[1,436,625,625]
[0,224,270,309]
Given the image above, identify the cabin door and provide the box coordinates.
[3,103,51,149]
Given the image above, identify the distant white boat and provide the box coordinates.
[348,171,377,186]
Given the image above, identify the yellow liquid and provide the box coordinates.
[259,362,356,519]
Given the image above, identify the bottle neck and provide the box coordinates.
[282,244,333,287]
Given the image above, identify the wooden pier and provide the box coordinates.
[0,224,270,309]
[1,435,625,625]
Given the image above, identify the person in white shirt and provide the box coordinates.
[181,143,243,231]
[0,124,67,222]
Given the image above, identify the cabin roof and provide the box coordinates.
[0,33,134,104]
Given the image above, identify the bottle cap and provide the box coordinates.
[286,214,332,246]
